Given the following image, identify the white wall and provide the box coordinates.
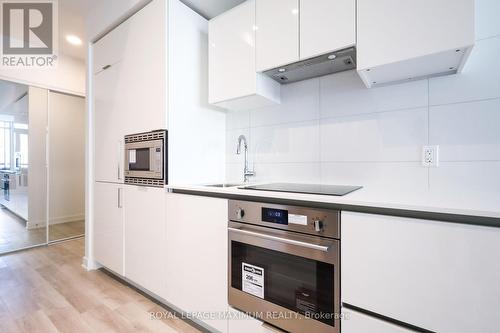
[226,0,500,196]
[49,92,85,225]
[0,55,85,96]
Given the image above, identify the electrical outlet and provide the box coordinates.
[422,146,439,167]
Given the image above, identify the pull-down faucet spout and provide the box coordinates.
[236,135,255,183]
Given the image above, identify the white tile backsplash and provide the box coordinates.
[429,37,500,105]
[251,121,320,164]
[252,163,321,184]
[430,98,500,161]
[321,108,428,162]
[320,71,428,118]
[321,162,428,190]
[475,0,500,40]
[224,5,500,193]
[226,109,250,130]
[250,79,320,127]
[429,161,500,193]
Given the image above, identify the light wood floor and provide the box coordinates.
[0,206,85,253]
[48,221,85,242]
[0,239,201,333]
[0,207,45,253]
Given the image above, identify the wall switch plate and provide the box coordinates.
[422,145,439,167]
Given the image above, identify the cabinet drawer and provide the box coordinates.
[341,211,500,332]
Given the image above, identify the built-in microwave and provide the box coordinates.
[124,130,167,187]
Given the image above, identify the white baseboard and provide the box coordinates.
[50,214,85,225]
[82,256,101,271]
[26,214,85,230]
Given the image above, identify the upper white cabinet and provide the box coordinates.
[255,0,356,71]
[342,212,500,333]
[209,0,280,111]
[94,61,125,183]
[300,0,356,60]
[93,0,165,183]
[256,0,300,71]
[357,0,475,87]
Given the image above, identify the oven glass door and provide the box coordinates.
[230,231,337,327]
[128,148,151,171]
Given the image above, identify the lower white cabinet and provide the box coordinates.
[123,186,166,298]
[342,308,414,333]
[165,193,229,332]
[93,183,166,298]
[341,211,500,333]
[93,182,124,275]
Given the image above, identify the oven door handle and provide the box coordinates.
[228,227,330,252]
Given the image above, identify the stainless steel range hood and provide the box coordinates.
[263,47,356,84]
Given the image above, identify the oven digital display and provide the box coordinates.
[262,208,288,225]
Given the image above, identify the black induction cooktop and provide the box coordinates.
[240,183,362,196]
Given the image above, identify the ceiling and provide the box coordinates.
[59,0,90,60]
[57,0,245,60]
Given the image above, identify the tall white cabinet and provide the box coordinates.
[93,0,165,183]
[92,0,226,313]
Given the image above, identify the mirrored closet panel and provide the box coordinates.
[0,82,48,253]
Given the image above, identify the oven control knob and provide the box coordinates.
[236,208,245,219]
[313,219,323,232]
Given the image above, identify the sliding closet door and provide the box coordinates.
[0,85,48,254]
[48,92,85,242]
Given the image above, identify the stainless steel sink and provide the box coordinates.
[204,183,243,188]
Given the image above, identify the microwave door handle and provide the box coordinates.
[228,227,330,252]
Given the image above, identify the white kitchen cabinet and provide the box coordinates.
[92,19,127,75]
[299,0,356,60]
[256,0,299,72]
[342,308,414,333]
[93,62,125,183]
[357,0,475,87]
[209,0,280,111]
[93,182,124,275]
[93,0,165,183]
[165,193,228,332]
[341,211,500,333]
[124,186,166,298]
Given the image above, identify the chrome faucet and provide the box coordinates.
[236,135,255,183]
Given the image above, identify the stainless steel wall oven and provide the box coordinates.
[228,200,341,333]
